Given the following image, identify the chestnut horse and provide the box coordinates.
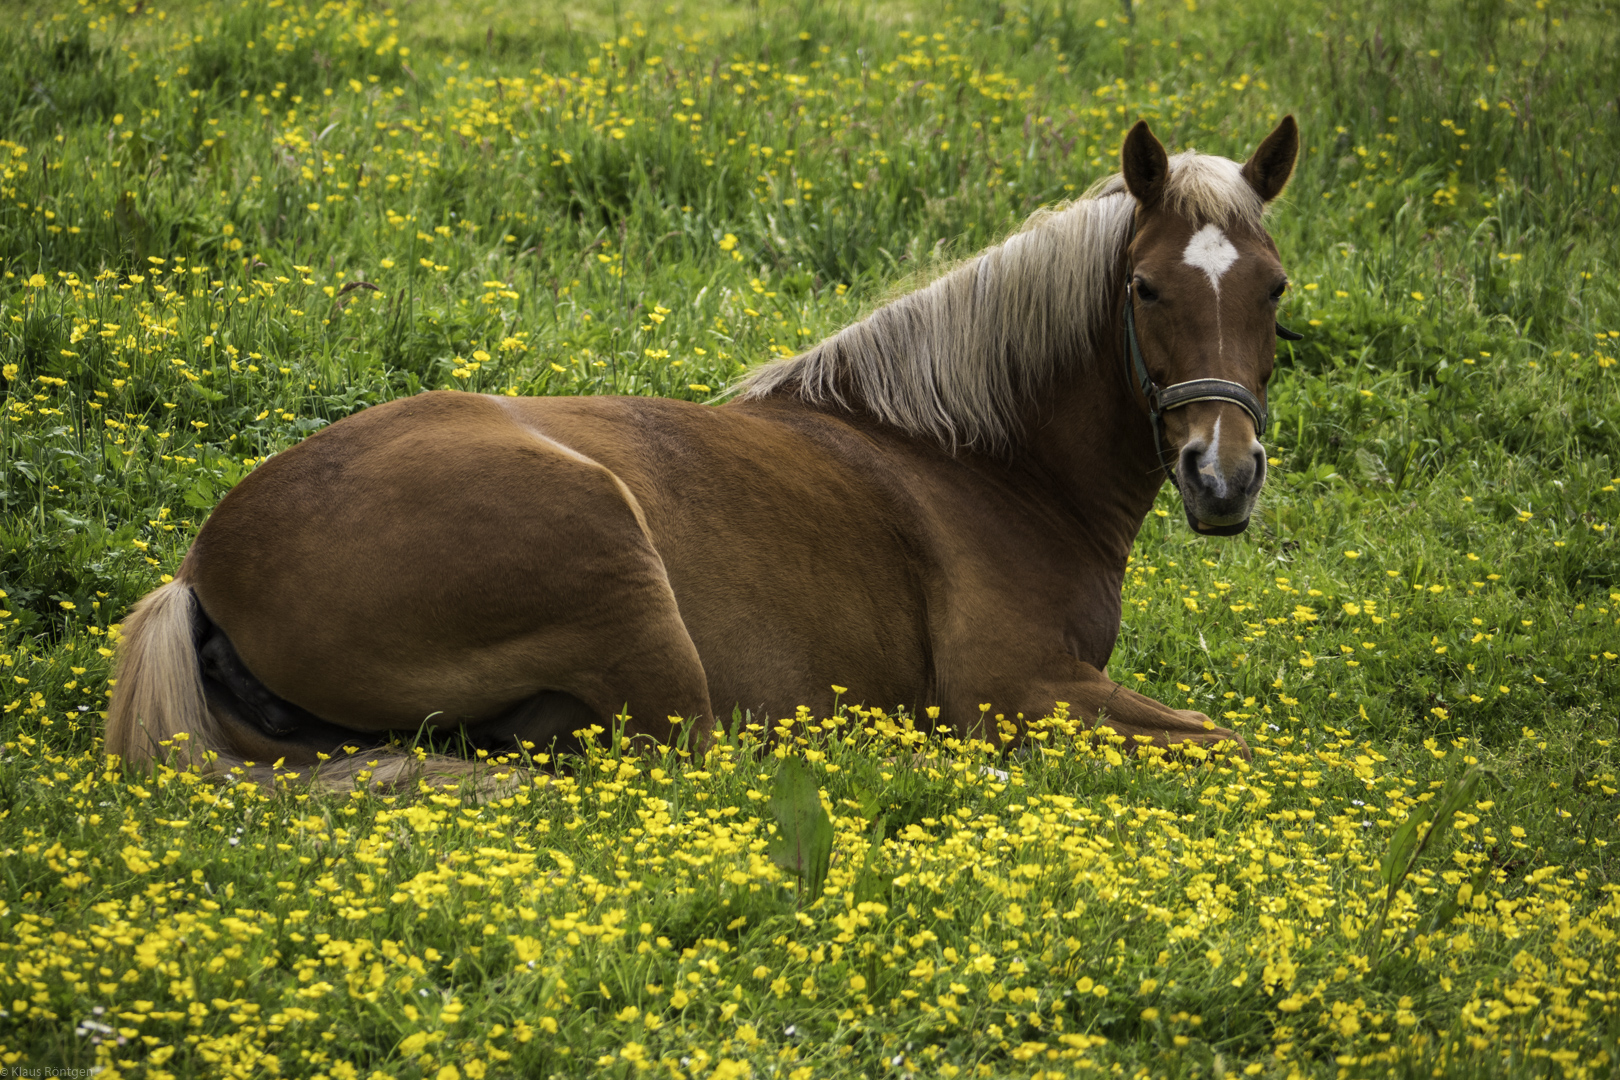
[106,118,1299,788]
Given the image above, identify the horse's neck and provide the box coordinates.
[1021,321,1165,564]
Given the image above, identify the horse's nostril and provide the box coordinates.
[1248,449,1267,492]
[1179,444,1205,485]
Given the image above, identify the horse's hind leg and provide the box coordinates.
[187,398,716,758]
[522,589,718,754]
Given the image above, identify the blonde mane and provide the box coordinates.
[733,151,1265,453]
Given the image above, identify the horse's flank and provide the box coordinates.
[734,151,1266,455]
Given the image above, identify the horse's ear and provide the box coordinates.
[1121,120,1169,207]
[1242,115,1299,203]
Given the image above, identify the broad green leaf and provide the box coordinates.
[1380,802,1433,888]
[854,816,890,906]
[853,782,884,824]
[768,757,834,904]
[1432,767,1485,829]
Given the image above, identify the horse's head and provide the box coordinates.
[1120,117,1298,535]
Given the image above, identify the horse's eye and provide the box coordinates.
[1134,278,1160,303]
[1269,281,1288,302]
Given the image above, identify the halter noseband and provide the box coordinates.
[1121,222,1300,486]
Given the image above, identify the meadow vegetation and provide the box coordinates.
[0,0,1617,1076]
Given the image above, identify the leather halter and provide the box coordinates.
[1122,286,1269,484]
[1121,222,1299,485]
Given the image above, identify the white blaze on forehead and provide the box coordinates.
[1182,223,1240,293]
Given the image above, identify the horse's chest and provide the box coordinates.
[1058,572,1127,667]
[933,518,1128,665]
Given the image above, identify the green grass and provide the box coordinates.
[0,0,1617,1076]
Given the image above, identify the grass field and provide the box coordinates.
[2,0,1619,1076]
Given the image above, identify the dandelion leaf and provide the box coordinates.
[854,815,890,905]
[768,756,834,902]
[1380,802,1433,888]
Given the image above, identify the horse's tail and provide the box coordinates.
[105,576,219,771]
[106,576,525,797]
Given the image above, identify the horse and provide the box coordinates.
[105,117,1299,789]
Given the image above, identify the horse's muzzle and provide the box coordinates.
[1175,438,1266,536]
